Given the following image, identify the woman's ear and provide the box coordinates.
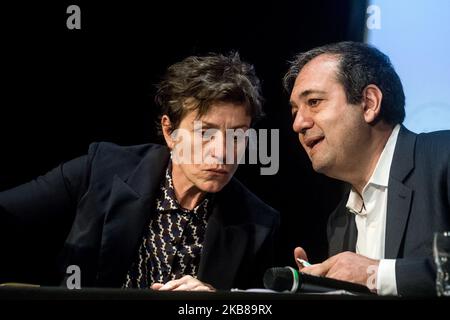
[362,84,383,124]
[161,115,174,149]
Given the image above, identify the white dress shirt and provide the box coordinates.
[345,124,401,295]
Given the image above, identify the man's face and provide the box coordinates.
[168,102,251,193]
[290,54,367,179]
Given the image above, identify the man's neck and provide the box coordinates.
[171,164,206,210]
[351,124,395,195]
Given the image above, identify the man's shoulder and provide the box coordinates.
[413,130,450,166]
[416,130,450,150]
[398,127,450,162]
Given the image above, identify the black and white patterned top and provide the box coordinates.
[123,163,210,288]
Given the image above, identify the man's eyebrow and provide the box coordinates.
[290,89,327,107]
[297,89,327,98]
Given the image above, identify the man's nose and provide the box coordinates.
[292,108,314,134]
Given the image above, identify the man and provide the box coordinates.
[0,53,279,291]
[284,41,450,296]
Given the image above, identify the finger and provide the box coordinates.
[304,254,341,276]
[294,246,309,269]
[180,275,194,280]
[174,280,200,291]
[173,284,189,291]
[159,279,182,291]
[150,283,164,290]
[192,285,215,292]
[172,281,210,291]
[159,275,196,291]
[301,264,327,276]
[175,278,215,292]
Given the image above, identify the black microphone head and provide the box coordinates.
[263,267,297,292]
[264,267,374,294]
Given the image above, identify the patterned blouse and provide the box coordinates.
[123,163,210,288]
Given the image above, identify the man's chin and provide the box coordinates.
[311,161,327,174]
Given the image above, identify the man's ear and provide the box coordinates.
[161,115,174,149]
[362,84,383,124]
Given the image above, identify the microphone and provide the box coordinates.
[263,266,373,294]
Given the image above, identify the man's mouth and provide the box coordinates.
[304,136,324,151]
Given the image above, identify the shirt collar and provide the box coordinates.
[346,124,401,215]
[369,124,401,188]
[346,190,366,215]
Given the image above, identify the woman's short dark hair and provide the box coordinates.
[283,41,405,125]
[155,52,263,133]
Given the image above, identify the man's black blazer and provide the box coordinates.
[328,126,450,296]
[0,142,279,290]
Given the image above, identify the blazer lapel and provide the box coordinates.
[197,209,248,290]
[346,213,357,252]
[328,200,357,256]
[96,146,170,286]
[385,179,412,258]
[385,127,416,259]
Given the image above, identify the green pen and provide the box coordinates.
[296,258,312,267]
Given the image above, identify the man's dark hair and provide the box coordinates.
[155,52,263,133]
[283,41,405,125]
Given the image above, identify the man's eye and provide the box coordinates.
[308,99,321,107]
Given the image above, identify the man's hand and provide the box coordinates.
[150,275,215,292]
[300,251,379,291]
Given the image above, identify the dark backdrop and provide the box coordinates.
[0,0,366,284]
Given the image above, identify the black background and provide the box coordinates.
[0,0,366,283]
